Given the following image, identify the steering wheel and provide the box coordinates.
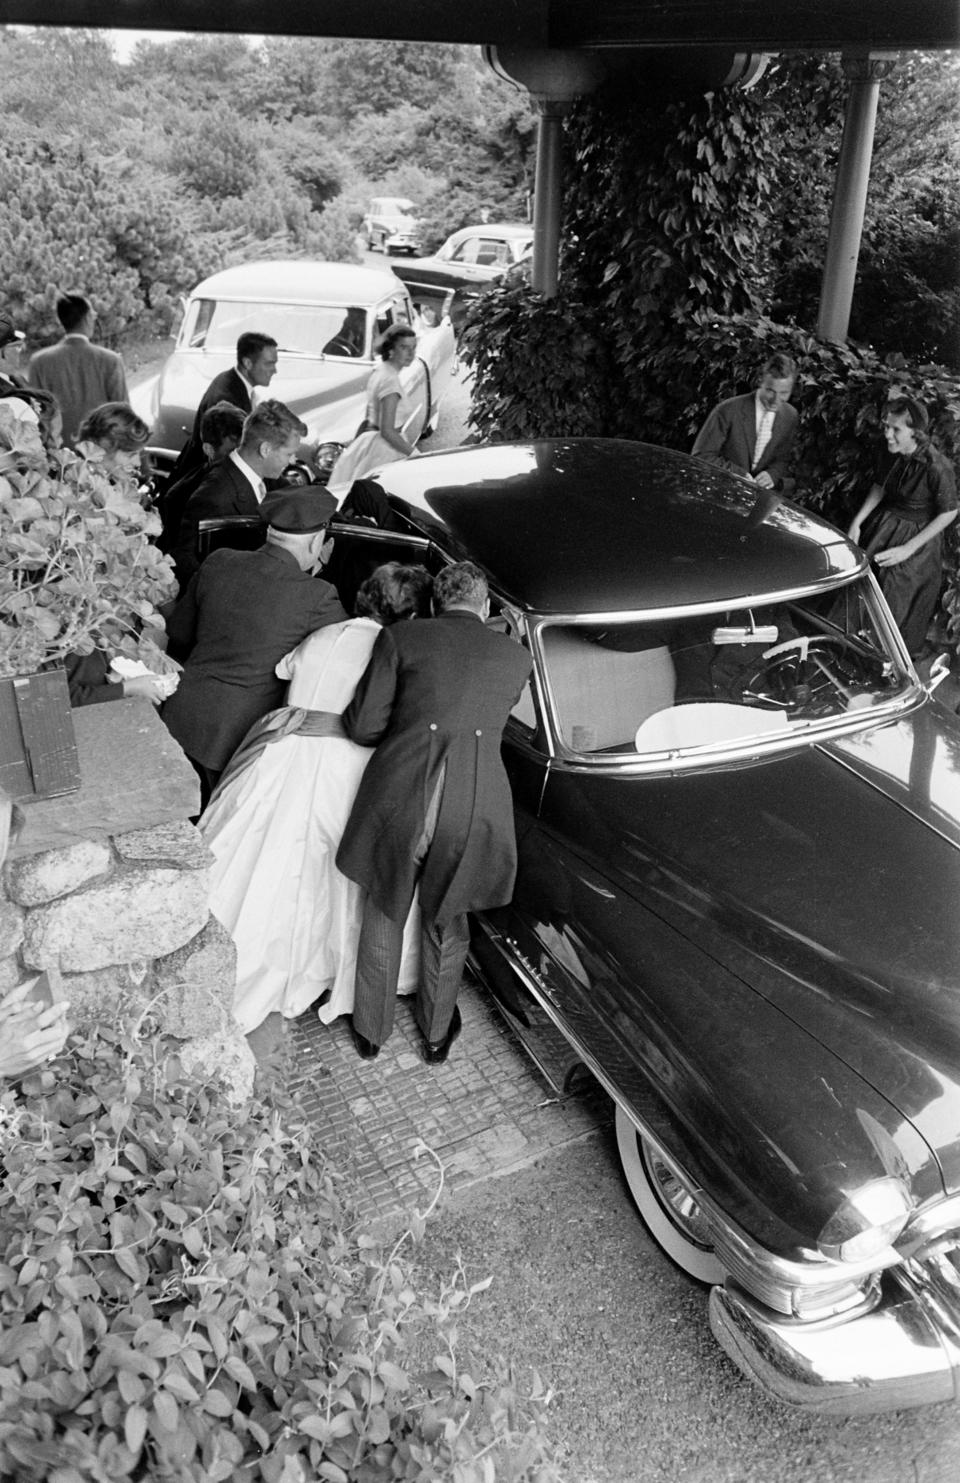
[742,634,874,716]
[324,337,356,358]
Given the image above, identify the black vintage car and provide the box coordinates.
[328,439,960,1416]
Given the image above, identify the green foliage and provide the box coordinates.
[559,78,782,435]
[171,107,264,203]
[0,139,210,346]
[461,283,614,441]
[0,1020,561,1482]
[0,30,532,349]
[765,51,960,369]
[0,405,176,676]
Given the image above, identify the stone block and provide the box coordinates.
[0,897,24,958]
[154,916,237,1037]
[114,822,212,871]
[56,963,153,1027]
[9,705,200,860]
[0,953,25,992]
[20,865,210,973]
[4,839,113,908]
[179,1029,256,1106]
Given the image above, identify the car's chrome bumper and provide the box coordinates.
[710,1243,960,1414]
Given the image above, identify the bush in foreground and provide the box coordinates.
[0,1020,559,1482]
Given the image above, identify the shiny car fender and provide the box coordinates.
[489,731,950,1260]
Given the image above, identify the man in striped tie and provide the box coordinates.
[691,352,798,493]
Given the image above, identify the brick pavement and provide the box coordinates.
[284,974,612,1230]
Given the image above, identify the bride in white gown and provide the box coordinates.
[200,562,433,1034]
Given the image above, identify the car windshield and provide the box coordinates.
[537,577,915,760]
[180,299,369,359]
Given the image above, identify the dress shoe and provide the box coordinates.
[349,1022,380,1060]
[422,1006,462,1065]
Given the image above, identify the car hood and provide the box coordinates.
[151,353,371,451]
[554,700,960,1190]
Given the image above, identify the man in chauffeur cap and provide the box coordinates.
[162,486,345,807]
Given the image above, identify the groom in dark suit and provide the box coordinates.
[336,561,533,1064]
[166,330,278,489]
[692,352,799,493]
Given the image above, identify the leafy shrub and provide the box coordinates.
[0,1021,561,1482]
[0,405,176,676]
[461,282,614,442]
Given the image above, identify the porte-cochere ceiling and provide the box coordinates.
[5,0,959,51]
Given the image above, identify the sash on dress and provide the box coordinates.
[209,707,347,807]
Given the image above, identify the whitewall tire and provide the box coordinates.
[615,1104,726,1285]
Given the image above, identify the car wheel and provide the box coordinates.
[614,1105,726,1285]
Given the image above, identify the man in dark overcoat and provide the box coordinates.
[691,352,799,493]
[162,486,345,806]
[166,330,277,489]
[336,561,533,1063]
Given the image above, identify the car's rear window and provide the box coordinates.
[180,299,369,359]
[538,579,914,758]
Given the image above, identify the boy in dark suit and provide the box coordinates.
[336,561,532,1063]
[692,352,798,493]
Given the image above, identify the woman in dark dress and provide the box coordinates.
[848,396,957,658]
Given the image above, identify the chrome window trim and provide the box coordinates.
[522,578,923,775]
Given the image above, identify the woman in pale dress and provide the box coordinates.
[200,562,434,1034]
[326,324,421,497]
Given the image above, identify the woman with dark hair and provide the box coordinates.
[327,323,421,496]
[76,401,150,478]
[200,562,434,1033]
[848,396,958,658]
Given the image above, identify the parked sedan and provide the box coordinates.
[323,439,960,1416]
[362,197,421,255]
[136,261,455,479]
[391,222,533,334]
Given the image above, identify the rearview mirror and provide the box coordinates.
[712,624,779,646]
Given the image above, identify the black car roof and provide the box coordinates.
[377,439,865,615]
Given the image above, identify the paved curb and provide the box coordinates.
[286,978,612,1232]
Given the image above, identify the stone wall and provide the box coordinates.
[2,701,253,1099]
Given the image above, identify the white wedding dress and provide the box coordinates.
[200,616,419,1033]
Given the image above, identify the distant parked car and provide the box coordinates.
[391,222,534,333]
[362,197,421,255]
[136,260,455,483]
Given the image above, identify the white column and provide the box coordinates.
[817,51,897,344]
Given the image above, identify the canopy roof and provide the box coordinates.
[7,0,960,50]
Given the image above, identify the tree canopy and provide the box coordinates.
[0,27,535,348]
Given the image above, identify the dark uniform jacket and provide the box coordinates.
[336,609,533,928]
[172,455,265,587]
[166,366,252,488]
[161,544,346,771]
[691,392,798,491]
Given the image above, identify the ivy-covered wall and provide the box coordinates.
[461,68,960,652]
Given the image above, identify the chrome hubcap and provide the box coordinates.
[644,1144,714,1249]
